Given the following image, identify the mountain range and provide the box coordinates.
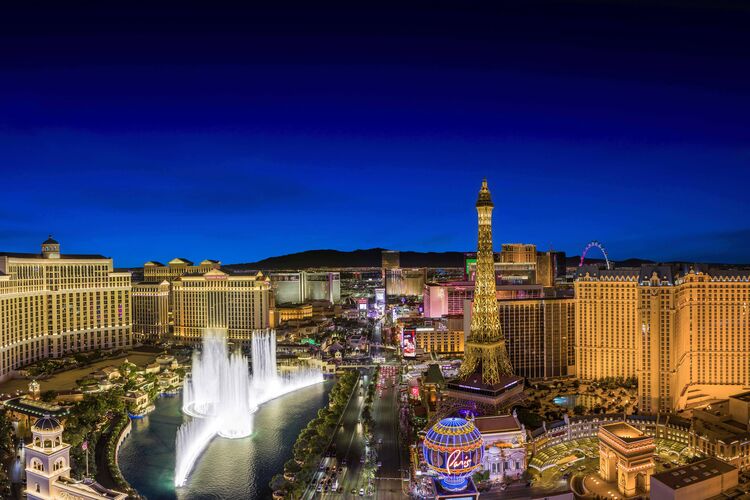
[225,248,655,270]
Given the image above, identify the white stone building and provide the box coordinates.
[25,415,126,500]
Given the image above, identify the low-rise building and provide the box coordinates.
[650,458,738,500]
[399,317,465,356]
[157,370,181,390]
[276,304,313,323]
[690,392,750,471]
[121,390,150,413]
[475,414,527,481]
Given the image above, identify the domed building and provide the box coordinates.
[422,417,483,499]
[25,415,126,500]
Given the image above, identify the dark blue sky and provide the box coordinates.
[1,2,749,266]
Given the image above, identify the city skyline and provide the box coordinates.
[2,3,750,499]
[2,2,750,266]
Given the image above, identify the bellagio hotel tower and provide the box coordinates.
[0,237,131,382]
[576,264,750,414]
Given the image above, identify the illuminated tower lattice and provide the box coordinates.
[459,179,514,386]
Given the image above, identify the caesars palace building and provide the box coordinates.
[0,237,132,382]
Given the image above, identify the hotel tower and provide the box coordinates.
[575,265,750,412]
[0,237,132,382]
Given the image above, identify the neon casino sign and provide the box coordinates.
[446,450,473,473]
[422,417,484,492]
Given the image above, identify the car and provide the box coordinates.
[351,488,357,494]
[359,488,365,496]
[377,461,382,468]
[317,484,323,492]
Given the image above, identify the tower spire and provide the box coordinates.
[459,179,514,385]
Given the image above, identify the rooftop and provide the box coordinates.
[730,391,750,403]
[423,364,445,386]
[0,251,108,260]
[600,421,649,443]
[474,414,521,434]
[651,458,736,490]
[3,397,70,418]
[446,374,524,397]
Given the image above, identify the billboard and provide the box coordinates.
[402,328,416,358]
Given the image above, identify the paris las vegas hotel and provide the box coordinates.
[0,237,131,382]
[575,264,750,414]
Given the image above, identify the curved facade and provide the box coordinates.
[0,239,131,382]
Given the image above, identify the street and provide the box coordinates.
[370,365,406,499]
[311,319,407,499]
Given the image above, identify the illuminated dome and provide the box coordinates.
[33,414,63,433]
[423,417,484,492]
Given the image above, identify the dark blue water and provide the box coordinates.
[118,381,333,500]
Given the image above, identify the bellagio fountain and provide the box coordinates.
[174,329,324,487]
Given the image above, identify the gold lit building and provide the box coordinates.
[462,297,575,379]
[143,258,221,282]
[381,250,400,270]
[408,317,465,355]
[134,257,223,341]
[385,267,426,297]
[171,268,271,345]
[575,265,750,412]
[275,303,314,323]
[0,237,132,382]
[132,280,170,340]
[500,244,537,264]
[500,298,575,379]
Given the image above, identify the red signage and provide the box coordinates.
[402,328,416,358]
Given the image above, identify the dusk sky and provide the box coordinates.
[1,2,749,266]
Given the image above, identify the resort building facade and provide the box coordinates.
[0,238,132,382]
[575,265,750,412]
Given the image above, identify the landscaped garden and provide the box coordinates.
[517,377,639,427]
[269,370,359,498]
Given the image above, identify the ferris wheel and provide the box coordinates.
[579,240,611,270]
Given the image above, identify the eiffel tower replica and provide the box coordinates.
[444,179,524,414]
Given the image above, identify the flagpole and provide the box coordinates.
[82,437,89,478]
